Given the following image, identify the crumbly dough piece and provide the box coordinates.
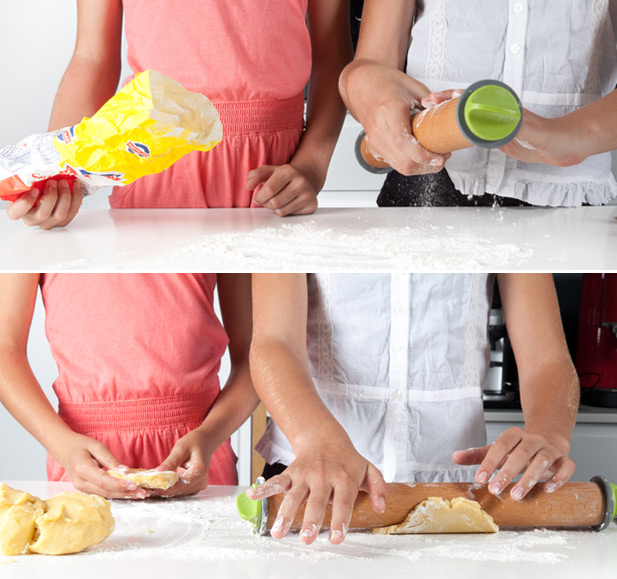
[373,497,499,534]
[29,492,114,555]
[0,482,114,556]
[0,483,46,556]
[106,468,179,490]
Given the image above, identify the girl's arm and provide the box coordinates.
[156,274,259,496]
[247,274,387,545]
[0,274,139,498]
[338,0,448,175]
[7,0,123,230]
[453,274,579,500]
[246,0,353,216]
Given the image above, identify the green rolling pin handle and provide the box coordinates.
[236,476,268,535]
[456,79,523,148]
[591,475,617,532]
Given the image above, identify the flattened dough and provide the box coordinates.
[106,468,179,490]
[373,497,499,534]
[0,482,114,556]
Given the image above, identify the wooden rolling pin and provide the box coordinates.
[237,476,616,534]
[355,79,523,173]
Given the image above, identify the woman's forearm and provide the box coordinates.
[570,90,617,158]
[250,336,352,452]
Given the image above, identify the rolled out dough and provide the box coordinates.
[0,482,114,556]
[373,496,499,534]
[106,468,179,490]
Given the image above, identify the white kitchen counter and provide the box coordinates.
[0,205,616,271]
[1,481,615,579]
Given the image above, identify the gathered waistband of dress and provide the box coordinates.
[58,391,214,433]
[213,93,305,136]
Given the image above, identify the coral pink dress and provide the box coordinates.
[40,273,237,484]
[109,0,310,208]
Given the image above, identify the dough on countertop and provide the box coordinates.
[29,492,114,555]
[373,496,499,534]
[106,468,179,490]
[0,482,114,556]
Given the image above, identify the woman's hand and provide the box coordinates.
[153,428,215,497]
[6,179,82,229]
[452,426,576,500]
[500,110,588,167]
[54,432,148,499]
[246,163,319,216]
[246,440,388,545]
[340,61,448,175]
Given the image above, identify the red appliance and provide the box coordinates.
[576,274,617,407]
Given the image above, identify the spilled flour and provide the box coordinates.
[67,493,574,566]
[49,217,533,271]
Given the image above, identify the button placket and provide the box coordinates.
[487,0,528,194]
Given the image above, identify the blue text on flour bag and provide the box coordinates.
[126,141,151,158]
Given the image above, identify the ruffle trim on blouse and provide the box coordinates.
[447,169,617,207]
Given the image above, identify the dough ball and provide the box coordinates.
[29,492,114,555]
[374,496,499,534]
[106,468,179,490]
[0,483,114,556]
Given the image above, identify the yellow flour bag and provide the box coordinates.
[0,69,222,201]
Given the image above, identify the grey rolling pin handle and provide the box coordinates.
[354,130,393,175]
[591,475,616,532]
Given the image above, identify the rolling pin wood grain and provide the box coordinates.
[266,481,606,531]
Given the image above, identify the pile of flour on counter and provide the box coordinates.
[83,494,570,565]
[61,216,532,271]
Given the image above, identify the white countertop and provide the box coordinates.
[1,481,616,579]
[1,205,616,271]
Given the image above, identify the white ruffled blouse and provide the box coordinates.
[407,0,617,206]
[256,274,494,484]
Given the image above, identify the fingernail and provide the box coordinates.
[429,158,442,166]
[452,90,464,98]
[545,481,562,493]
[28,187,40,198]
[489,481,502,495]
[476,471,488,484]
[125,483,137,491]
[330,524,347,543]
[299,523,318,544]
[271,517,287,536]
[377,496,386,513]
[511,486,524,501]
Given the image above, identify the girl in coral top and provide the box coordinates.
[0,273,258,499]
[7,0,351,229]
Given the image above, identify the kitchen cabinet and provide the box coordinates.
[1,481,615,579]
[485,406,617,482]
